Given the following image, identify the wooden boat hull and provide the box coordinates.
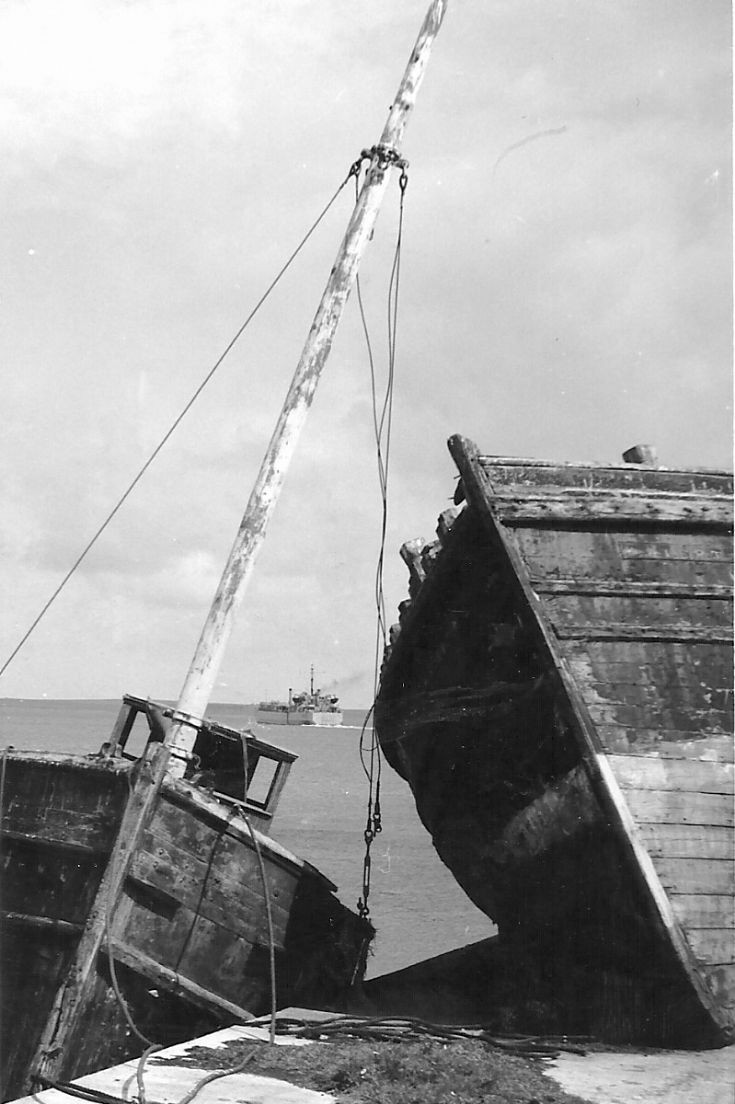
[0,746,370,1101]
[375,436,734,1046]
[256,709,343,726]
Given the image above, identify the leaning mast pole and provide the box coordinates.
[25,6,449,1084]
[167,0,449,776]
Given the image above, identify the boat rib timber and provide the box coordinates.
[375,434,734,1046]
[0,696,371,1102]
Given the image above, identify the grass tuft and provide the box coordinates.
[159,1035,591,1103]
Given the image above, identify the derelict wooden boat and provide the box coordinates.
[0,6,448,1099]
[0,695,372,1101]
[375,434,734,1046]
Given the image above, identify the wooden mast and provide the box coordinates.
[166,0,449,777]
[26,3,448,1089]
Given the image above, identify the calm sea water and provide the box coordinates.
[0,698,493,978]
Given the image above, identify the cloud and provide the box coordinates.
[1,1,730,704]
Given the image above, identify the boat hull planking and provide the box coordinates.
[0,720,370,1101]
[376,437,734,1045]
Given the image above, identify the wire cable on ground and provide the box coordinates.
[37,1045,259,1104]
[0,159,366,682]
[269,1013,593,1058]
[37,1078,137,1104]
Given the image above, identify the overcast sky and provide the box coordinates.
[1,0,731,706]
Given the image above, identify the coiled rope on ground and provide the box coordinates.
[270,1013,593,1058]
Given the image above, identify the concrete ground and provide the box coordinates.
[544,1044,735,1104]
[11,1011,734,1104]
[11,1019,334,1104]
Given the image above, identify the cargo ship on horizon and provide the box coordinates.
[257,666,343,726]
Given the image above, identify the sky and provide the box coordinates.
[1,0,731,706]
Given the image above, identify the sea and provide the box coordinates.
[0,698,494,979]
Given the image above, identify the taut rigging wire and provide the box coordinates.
[0,158,366,681]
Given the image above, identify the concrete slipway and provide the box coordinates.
[10,1012,735,1104]
[546,1045,735,1104]
[10,1018,334,1104]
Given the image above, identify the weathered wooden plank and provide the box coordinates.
[624,787,734,827]
[150,795,314,888]
[494,493,732,526]
[0,827,110,856]
[545,592,733,631]
[109,939,255,1021]
[1,758,127,852]
[637,822,734,860]
[584,697,731,735]
[493,485,732,506]
[532,579,733,599]
[158,781,312,880]
[1,911,83,935]
[701,964,735,1012]
[610,754,734,795]
[557,623,732,644]
[654,856,734,896]
[568,666,734,717]
[515,528,733,586]
[567,638,735,688]
[128,838,293,942]
[565,645,732,735]
[595,728,735,760]
[686,929,735,966]
[670,894,735,929]
[1,838,107,924]
[479,457,733,496]
[117,892,272,1006]
[565,641,733,739]
[141,820,299,919]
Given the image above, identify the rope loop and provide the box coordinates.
[348,154,366,179]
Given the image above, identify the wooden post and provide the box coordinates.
[166,0,449,776]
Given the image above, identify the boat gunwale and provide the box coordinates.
[0,752,335,889]
[0,750,131,771]
[475,453,734,479]
[0,749,337,890]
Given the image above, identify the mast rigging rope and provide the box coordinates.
[356,163,408,922]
